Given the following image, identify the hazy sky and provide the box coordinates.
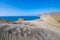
[0,0,60,16]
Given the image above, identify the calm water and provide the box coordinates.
[0,16,40,21]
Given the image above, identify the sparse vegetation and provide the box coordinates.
[57,19,60,23]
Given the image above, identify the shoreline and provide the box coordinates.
[0,17,60,33]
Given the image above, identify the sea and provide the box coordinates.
[0,16,40,21]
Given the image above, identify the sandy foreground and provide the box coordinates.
[0,19,60,40]
[24,19,60,32]
[18,19,60,40]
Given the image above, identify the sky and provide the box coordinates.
[0,0,60,16]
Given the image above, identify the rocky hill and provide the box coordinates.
[44,12,60,28]
[49,12,60,22]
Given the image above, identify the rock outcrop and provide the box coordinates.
[0,24,60,40]
[0,18,14,24]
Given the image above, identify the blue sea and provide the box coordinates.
[0,16,40,21]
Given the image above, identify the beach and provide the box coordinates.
[0,14,60,40]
